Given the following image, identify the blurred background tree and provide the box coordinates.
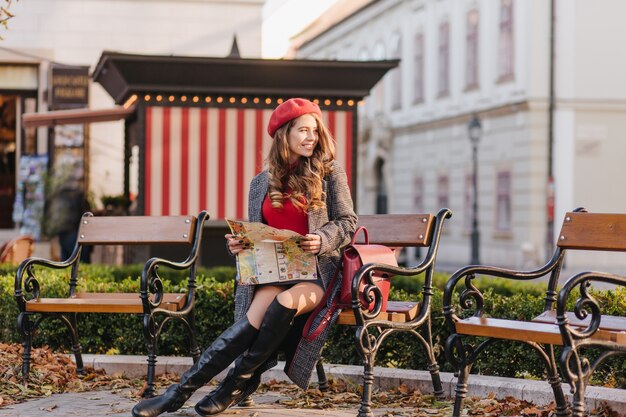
[1,0,18,38]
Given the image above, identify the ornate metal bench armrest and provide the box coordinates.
[443,249,565,327]
[556,271,626,341]
[139,211,208,312]
[14,254,81,311]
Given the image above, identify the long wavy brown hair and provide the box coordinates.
[266,112,336,212]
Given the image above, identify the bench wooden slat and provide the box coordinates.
[533,310,626,333]
[25,292,186,314]
[456,316,626,345]
[354,214,434,247]
[557,212,626,251]
[456,317,565,345]
[336,301,419,325]
[77,215,196,245]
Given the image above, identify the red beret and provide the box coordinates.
[267,98,322,137]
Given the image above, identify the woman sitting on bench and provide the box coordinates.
[132,98,357,417]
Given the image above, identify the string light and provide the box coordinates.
[130,93,359,110]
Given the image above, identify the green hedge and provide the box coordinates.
[1,263,625,388]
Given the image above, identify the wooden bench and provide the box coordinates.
[443,208,626,417]
[14,211,209,397]
[315,209,451,417]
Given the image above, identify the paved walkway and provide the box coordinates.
[2,387,379,417]
[2,356,625,417]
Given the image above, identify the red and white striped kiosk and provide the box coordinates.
[93,51,396,265]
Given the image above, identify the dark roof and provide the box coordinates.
[92,51,398,105]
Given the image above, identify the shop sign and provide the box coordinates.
[49,65,89,110]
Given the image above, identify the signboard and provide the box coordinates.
[49,65,89,110]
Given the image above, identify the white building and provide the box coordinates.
[293,0,626,271]
[0,0,264,236]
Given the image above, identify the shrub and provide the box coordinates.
[1,263,624,388]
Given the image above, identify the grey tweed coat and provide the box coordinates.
[233,160,357,389]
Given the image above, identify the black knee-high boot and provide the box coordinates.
[131,317,258,417]
[195,299,297,416]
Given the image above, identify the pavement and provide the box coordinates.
[2,355,625,417]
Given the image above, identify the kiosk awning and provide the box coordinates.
[92,51,398,105]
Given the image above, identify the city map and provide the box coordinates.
[225,219,318,285]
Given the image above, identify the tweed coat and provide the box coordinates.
[233,160,357,390]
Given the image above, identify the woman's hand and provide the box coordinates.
[225,234,247,255]
[299,234,321,254]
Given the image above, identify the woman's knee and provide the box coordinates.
[246,286,282,328]
[276,284,324,314]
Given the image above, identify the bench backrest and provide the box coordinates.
[354,214,435,247]
[557,211,626,252]
[77,214,198,245]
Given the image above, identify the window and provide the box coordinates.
[464,172,474,232]
[498,0,514,80]
[495,171,512,232]
[413,174,423,212]
[373,41,386,113]
[437,174,449,209]
[390,33,402,110]
[23,97,38,154]
[375,157,388,214]
[437,21,450,97]
[466,9,480,89]
[413,32,424,103]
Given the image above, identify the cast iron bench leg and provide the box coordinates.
[316,358,329,391]
[17,312,34,383]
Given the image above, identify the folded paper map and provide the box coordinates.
[225,219,319,285]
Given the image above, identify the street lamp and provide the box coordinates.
[468,115,482,265]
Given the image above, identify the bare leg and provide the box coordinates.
[247,282,324,326]
[246,286,283,328]
[276,282,325,314]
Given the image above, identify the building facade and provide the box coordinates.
[294,0,626,271]
[0,0,264,236]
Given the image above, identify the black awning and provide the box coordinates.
[92,51,398,105]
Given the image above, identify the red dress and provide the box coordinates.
[262,192,309,236]
[261,192,322,287]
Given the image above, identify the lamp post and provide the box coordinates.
[468,115,482,265]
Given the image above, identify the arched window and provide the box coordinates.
[375,157,388,214]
